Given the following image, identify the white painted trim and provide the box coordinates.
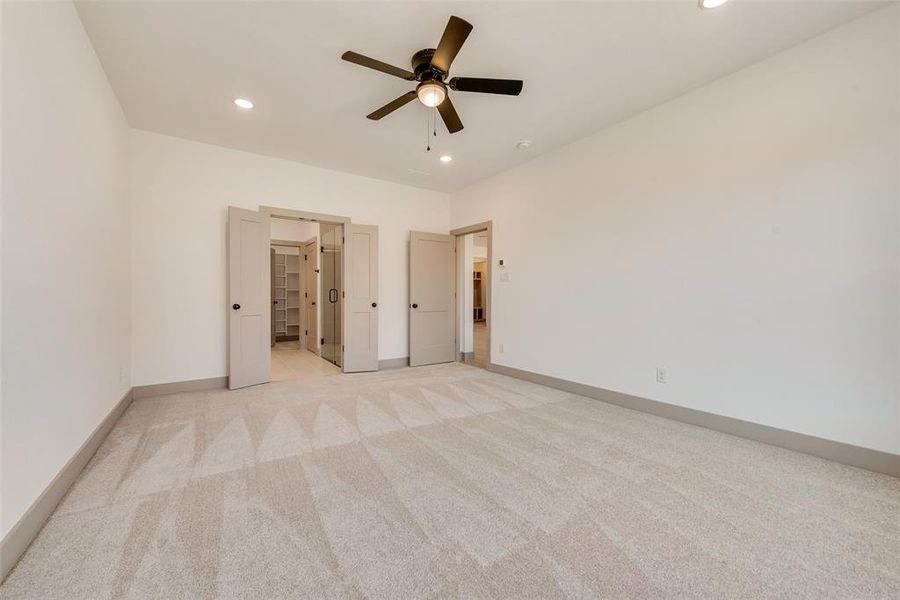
[378,357,409,370]
[133,376,228,399]
[1,388,134,583]
[451,221,492,368]
[488,363,900,478]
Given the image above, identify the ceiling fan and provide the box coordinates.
[341,16,523,134]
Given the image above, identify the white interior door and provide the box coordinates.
[227,206,271,389]
[303,239,318,354]
[409,230,456,367]
[345,224,378,372]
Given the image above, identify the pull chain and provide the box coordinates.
[425,105,438,151]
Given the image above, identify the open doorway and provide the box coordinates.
[452,222,492,370]
[228,205,379,389]
[269,215,341,381]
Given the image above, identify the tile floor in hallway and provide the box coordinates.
[2,363,899,599]
[463,321,488,369]
[271,340,340,381]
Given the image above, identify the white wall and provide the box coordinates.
[271,217,317,243]
[272,245,300,256]
[451,6,900,454]
[1,2,131,536]
[130,130,449,385]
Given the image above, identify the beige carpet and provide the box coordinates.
[3,363,899,599]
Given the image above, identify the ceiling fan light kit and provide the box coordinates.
[699,0,730,8]
[341,15,524,137]
[417,81,447,108]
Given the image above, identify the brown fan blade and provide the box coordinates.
[366,91,417,120]
[342,51,415,81]
[449,77,523,96]
[437,96,463,133]
[431,16,473,74]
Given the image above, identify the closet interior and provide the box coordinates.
[271,246,302,342]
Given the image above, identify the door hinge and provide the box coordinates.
[342,345,345,351]
[321,337,325,345]
[342,291,345,298]
[305,330,308,335]
[304,292,307,298]
[304,255,307,261]
[320,246,324,253]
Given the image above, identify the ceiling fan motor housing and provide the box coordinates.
[412,48,443,81]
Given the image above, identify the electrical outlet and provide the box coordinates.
[656,367,667,384]
[499,343,505,354]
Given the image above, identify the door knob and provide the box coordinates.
[232,303,241,310]
[372,302,377,308]
[411,303,418,309]
[311,302,316,306]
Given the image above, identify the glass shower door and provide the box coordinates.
[320,224,343,367]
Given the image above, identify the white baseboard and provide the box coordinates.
[1,388,134,583]
[133,376,227,399]
[378,357,409,369]
[488,363,900,478]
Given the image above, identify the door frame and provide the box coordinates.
[301,237,319,355]
[270,247,276,348]
[260,206,352,373]
[450,221,493,368]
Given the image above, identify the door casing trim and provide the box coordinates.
[246,206,351,376]
[451,221,493,369]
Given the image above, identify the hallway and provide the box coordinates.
[271,341,340,381]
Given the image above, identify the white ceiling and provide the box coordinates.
[75,1,883,192]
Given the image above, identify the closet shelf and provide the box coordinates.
[273,249,302,341]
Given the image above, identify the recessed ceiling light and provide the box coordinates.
[699,0,729,8]
[439,155,452,163]
[234,98,254,109]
